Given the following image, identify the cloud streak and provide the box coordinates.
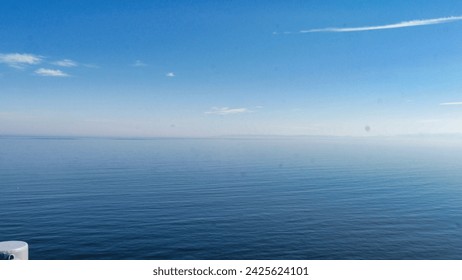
[35,68,69,77]
[205,107,252,115]
[0,53,42,68]
[53,59,78,67]
[132,60,147,67]
[440,102,462,106]
[288,16,462,33]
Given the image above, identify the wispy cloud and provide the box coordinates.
[205,107,252,115]
[284,16,462,34]
[0,53,42,69]
[440,102,462,106]
[166,72,175,77]
[35,68,69,77]
[53,59,78,67]
[133,60,147,67]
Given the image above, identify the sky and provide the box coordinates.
[1,0,462,137]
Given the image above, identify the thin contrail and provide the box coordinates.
[440,102,462,106]
[277,16,462,34]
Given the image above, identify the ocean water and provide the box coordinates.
[1,136,462,260]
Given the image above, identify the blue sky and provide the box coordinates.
[1,0,462,137]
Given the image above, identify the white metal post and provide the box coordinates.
[0,241,29,260]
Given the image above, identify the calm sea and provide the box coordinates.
[1,136,462,259]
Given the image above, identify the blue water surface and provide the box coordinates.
[1,136,462,259]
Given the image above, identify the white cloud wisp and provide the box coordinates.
[440,102,462,106]
[205,107,252,115]
[133,60,147,67]
[53,59,78,67]
[0,53,42,68]
[35,68,69,77]
[291,16,462,33]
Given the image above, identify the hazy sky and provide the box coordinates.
[1,1,462,137]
